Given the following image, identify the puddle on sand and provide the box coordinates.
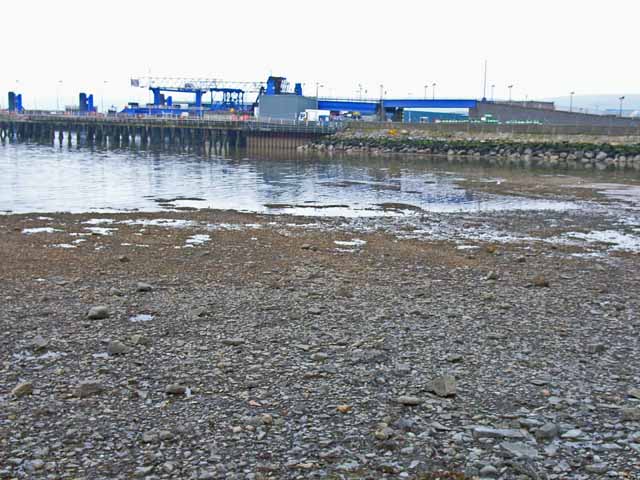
[83,218,115,225]
[22,227,62,234]
[185,234,211,246]
[84,227,117,235]
[334,239,367,247]
[561,230,640,252]
[206,223,263,231]
[584,183,640,207]
[13,351,67,361]
[120,218,196,228]
[334,238,367,253]
[129,314,155,322]
[51,243,76,249]
[457,245,480,250]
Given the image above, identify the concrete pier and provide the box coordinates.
[0,114,334,153]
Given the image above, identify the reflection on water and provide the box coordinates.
[0,141,607,216]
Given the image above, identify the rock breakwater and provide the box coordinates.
[303,136,640,171]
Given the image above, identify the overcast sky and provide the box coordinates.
[2,0,638,109]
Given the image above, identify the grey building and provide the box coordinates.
[257,95,318,121]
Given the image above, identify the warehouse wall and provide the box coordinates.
[257,95,318,121]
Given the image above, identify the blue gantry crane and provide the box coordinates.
[125,77,271,116]
[123,76,304,116]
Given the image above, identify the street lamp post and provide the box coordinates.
[424,84,428,99]
[482,59,488,100]
[358,83,363,100]
[101,80,108,113]
[508,85,514,103]
[619,96,625,117]
[315,82,324,99]
[56,80,63,111]
[432,82,436,100]
[569,91,575,112]
[491,84,495,101]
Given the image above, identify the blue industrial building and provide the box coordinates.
[317,98,477,121]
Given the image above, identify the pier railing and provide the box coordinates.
[0,111,342,134]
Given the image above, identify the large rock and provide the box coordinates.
[622,407,640,422]
[499,441,540,460]
[87,306,109,320]
[130,334,151,346]
[473,426,527,440]
[432,375,457,397]
[107,340,129,355]
[561,428,584,439]
[31,335,49,351]
[11,381,33,397]
[531,274,549,287]
[479,465,499,478]
[165,384,187,395]
[136,282,153,292]
[535,422,558,441]
[586,464,609,474]
[141,431,159,443]
[395,395,423,406]
[75,381,104,398]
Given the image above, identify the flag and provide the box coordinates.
[130,79,140,87]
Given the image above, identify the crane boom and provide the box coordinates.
[131,76,265,93]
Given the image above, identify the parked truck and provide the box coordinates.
[298,109,331,124]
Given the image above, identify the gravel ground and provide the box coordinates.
[1,202,639,479]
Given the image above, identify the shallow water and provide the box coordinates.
[0,142,609,216]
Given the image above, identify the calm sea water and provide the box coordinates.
[0,141,618,216]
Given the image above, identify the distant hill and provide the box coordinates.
[545,94,640,116]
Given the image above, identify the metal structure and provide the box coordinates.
[7,92,23,112]
[128,76,269,115]
[124,76,305,117]
[78,93,96,113]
